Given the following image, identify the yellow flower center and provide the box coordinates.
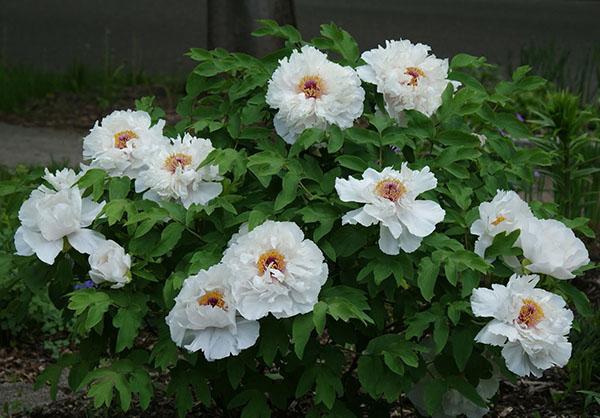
[517,298,544,328]
[197,290,227,310]
[375,178,406,202]
[298,75,325,99]
[491,215,506,226]
[114,130,138,149]
[405,66,425,87]
[257,250,286,276]
[164,153,193,173]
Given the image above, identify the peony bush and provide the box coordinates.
[15,21,594,416]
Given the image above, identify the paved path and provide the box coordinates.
[0,122,84,167]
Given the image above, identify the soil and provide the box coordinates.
[2,355,596,418]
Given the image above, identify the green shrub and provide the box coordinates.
[1,21,595,417]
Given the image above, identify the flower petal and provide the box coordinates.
[397,229,423,253]
[397,200,445,237]
[21,228,62,265]
[67,229,106,254]
[80,198,105,227]
[14,226,34,256]
[378,225,400,255]
[341,208,378,227]
[235,319,260,350]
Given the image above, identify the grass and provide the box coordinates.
[526,90,600,228]
[0,60,183,113]
[518,44,600,104]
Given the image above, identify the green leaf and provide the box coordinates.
[150,337,178,371]
[366,334,420,368]
[313,301,328,335]
[252,19,302,43]
[423,380,448,415]
[327,125,344,153]
[167,366,211,417]
[201,148,247,180]
[258,318,288,365]
[36,363,66,400]
[495,112,530,138]
[102,199,130,226]
[289,128,324,156]
[229,390,272,418]
[417,257,440,301]
[78,169,106,193]
[404,109,435,139]
[67,290,112,330]
[292,314,314,359]
[274,171,300,210]
[451,328,475,371]
[556,281,593,317]
[151,223,186,257]
[319,23,359,63]
[383,352,405,375]
[447,300,470,325]
[48,257,74,309]
[405,310,437,339]
[315,367,343,409]
[450,53,488,69]
[447,376,487,408]
[484,230,521,259]
[357,355,403,402]
[113,305,146,352]
[330,226,368,257]
[344,127,380,146]
[433,318,449,353]
[335,155,368,172]
[321,286,373,325]
[81,367,132,411]
[296,367,318,397]
[247,151,285,178]
[108,177,131,200]
[227,357,246,389]
[128,368,153,410]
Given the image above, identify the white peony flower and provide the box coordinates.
[43,167,82,190]
[14,171,105,265]
[221,221,328,320]
[471,274,573,377]
[134,133,222,208]
[520,218,589,280]
[470,190,534,258]
[88,240,132,289]
[83,110,166,177]
[356,40,458,119]
[166,264,259,361]
[265,45,365,144]
[335,164,445,255]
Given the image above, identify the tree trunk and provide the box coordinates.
[207,0,296,56]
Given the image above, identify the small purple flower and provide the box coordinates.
[515,112,526,123]
[498,129,508,137]
[74,280,95,290]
